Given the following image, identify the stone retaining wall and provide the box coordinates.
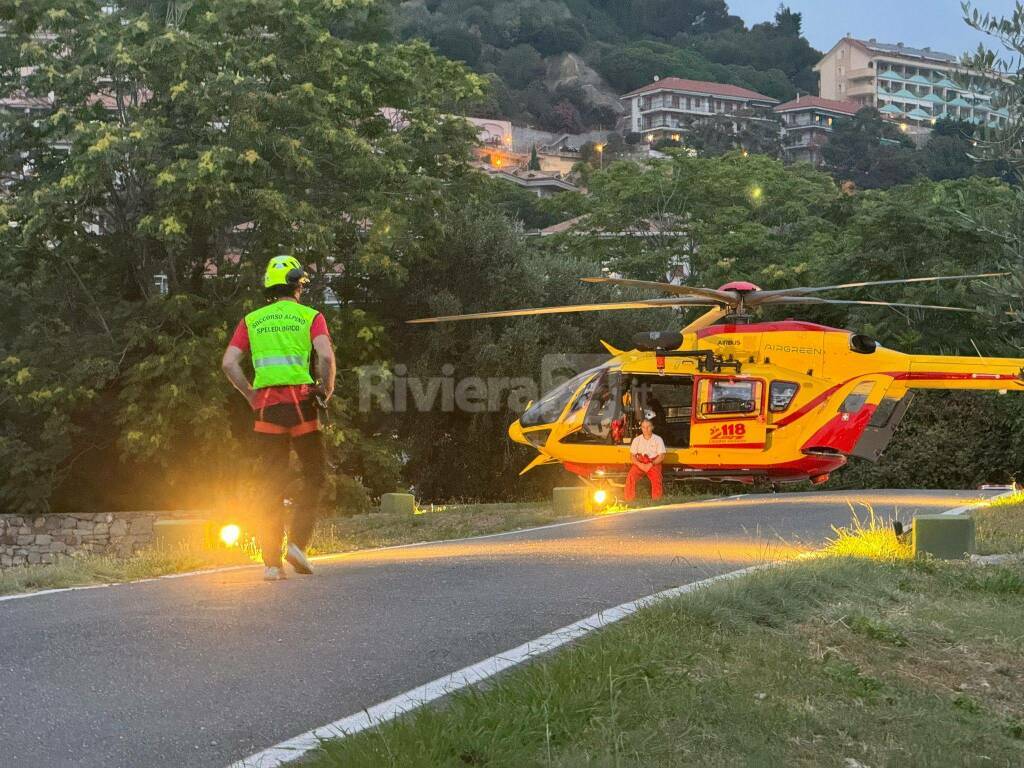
[0,510,204,568]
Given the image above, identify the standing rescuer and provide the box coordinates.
[221,255,337,581]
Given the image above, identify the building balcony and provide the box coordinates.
[846,81,877,97]
[846,67,876,80]
[783,123,833,133]
[638,104,713,116]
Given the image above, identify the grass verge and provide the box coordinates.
[0,546,256,596]
[975,492,1024,555]
[0,493,703,596]
[300,503,1024,768]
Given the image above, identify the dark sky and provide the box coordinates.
[726,1,1018,59]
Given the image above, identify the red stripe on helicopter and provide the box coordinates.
[561,455,847,480]
[697,321,844,338]
[774,371,1021,429]
[891,372,1019,381]
[801,406,877,454]
[773,381,849,427]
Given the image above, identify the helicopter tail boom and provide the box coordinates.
[901,354,1024,392]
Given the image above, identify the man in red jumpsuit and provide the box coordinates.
[625,418,665,501]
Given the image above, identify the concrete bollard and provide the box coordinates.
[153,519,211,550]
[552,487,588,516]
[380,493,416,515]
[913,514,975,559]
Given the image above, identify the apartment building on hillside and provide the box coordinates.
[774,95,860,166]
[815,37,1009,132]
[620,77,779,142]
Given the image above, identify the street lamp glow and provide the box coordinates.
[219,524,241,547]
[593,489,608,505]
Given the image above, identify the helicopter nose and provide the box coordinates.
[508,419,528,445]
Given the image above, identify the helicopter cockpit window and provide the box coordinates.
[568,372,602,418]
[561,371,628,445]
[520,369,600,428]
[769,381,799,412]
[700,379,761,416]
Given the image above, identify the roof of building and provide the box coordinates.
[620,77,778,103]
[0,92,52,110]
[474,164,580,193]
[853,37,957,64]
[773,95,860,115]
[537,214,589,236]
[536,213,688,237]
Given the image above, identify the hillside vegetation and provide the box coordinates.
[393,1,820,131]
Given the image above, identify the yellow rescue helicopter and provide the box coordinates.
[409,274,1024,491]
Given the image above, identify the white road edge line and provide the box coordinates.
[226,563,768,768]
[942,488,1018,516]
[226,489,1013,768]
[1,497,739,604]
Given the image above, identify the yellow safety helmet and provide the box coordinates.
[264,255,310,289]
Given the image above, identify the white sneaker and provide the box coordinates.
[285,543,314,575]
[263,566,287,581]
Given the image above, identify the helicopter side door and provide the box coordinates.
[626,375,694,448]
[690,375,768,450]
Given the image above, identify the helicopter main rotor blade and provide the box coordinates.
[580,277,737,304]
[406,297,718,324]
[681,307,732,334]
[748,272,1008,305]
[758,296,981,313]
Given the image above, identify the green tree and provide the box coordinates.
[429,26,483,66]
[528,144,542,170]
[494,43,546,90]
[963,2,1024,347]
[0,0,481,514]
[574,152,840,283]
[822,108,922,189]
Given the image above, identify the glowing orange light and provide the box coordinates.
[593,489,608,505]
[219,524,241,547]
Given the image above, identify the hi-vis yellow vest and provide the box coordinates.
[244,300,320,389]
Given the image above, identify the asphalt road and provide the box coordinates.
[0,489,992,768]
